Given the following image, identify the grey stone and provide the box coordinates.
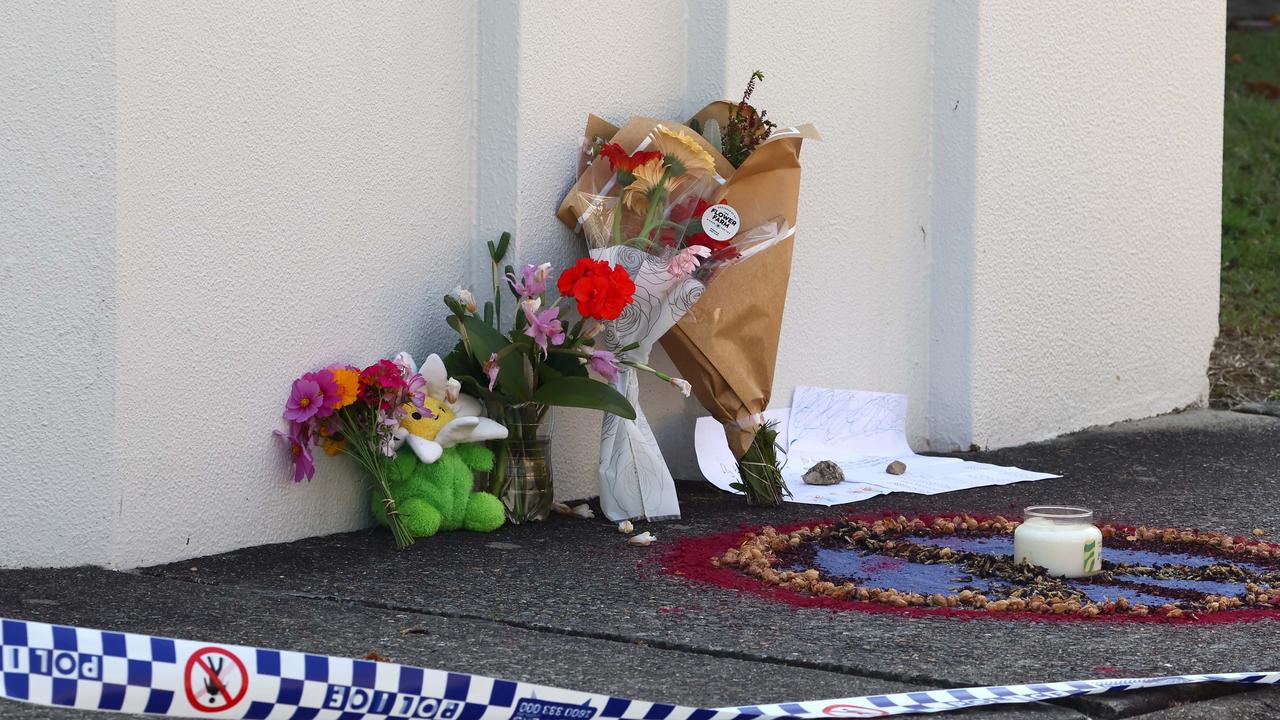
[803,460,844,485]
[1233,401,1280,418]
[886,460,907,475]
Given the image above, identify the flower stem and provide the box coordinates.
[737,421,789,507]
[339,406,415,550]
[611,192,624,245]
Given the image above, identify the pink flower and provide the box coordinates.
[275,424,315,482]
[668,245,711,277]
[301,370,342,418]
[284,376,326,423]
[507,263,552,298]
[587,349,621,383]
[522,301,565,357]
[359,359,408,411]
[360,359,407,393]
[484,352,500,391]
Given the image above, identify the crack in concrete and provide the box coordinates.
[140,569,1168,717]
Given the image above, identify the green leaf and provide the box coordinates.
[447,315,531,401]
[536,362,562,383]
[504,265,518,297]
[443,339,481,377]
[543,351,588,380]
[483,301,494,325]
[495,231,511,262]
[531,376,635,419]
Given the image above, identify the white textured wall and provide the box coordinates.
[0,0,1225,567]
[725,1,935,447]
[959,0,1225,448]
[515,1,938,501]
[0,0,116,568]
[495,0,695,501]
[1,1,476,568]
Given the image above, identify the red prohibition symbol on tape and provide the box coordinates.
[821,704,888,718]
[184,647,248,713]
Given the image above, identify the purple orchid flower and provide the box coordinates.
[484,352,500,391]
[522,301,565,357]
[587,349,621,383]
[507,263,552,298]
[404,371,428,411]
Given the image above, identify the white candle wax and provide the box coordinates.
[1012,507,1102,578]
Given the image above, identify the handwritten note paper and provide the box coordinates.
[693,386,1059,507]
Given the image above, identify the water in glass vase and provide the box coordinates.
[494,402,554,523]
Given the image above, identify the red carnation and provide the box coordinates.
[557,257,636,321]
[599,143,663,173]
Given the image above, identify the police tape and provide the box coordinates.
[0,617,1276,719]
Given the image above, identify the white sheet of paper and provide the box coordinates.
[694,409,887,507]
[693,386,1060,507]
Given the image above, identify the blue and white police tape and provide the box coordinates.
[1,617,1277,719]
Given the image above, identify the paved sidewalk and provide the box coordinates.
[2,410,1279,719]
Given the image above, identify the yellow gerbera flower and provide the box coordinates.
[652,125,716,176]
[622,157,669,214]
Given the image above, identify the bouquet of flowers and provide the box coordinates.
[557,72,818,509]
[277,358,436,549]
[441,233,691,522]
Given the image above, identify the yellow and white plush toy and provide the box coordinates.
[372,353,509,537]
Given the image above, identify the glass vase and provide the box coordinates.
[491,402,554,523]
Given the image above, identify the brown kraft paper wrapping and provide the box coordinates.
[557,102,817,460]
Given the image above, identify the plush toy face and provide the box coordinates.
[390,352,508,465]
[400,398,454,441]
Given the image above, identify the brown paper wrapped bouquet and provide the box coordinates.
[557,72,818,509]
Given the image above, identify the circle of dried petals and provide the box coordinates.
[707,514,1280,622]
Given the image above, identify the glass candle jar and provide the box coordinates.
[1012,506,1102,578]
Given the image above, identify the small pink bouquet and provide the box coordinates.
[277,358,433,549]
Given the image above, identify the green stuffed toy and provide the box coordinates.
[371,352,507,537]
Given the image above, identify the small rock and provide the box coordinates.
[886,460,907,475]
[803,460,844,486]
[552,502,595,519]
[1234,401,1280,418]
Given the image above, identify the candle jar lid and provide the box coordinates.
[1023,505,1094,525]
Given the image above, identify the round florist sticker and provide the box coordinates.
[700,203,740,243]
